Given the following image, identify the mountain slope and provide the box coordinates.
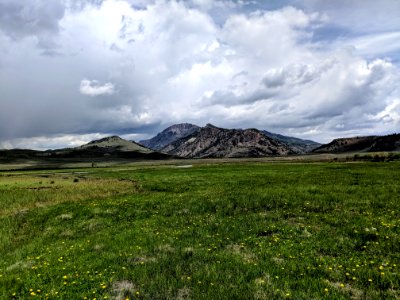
[162,124,294,158]
[313,134,400,153]
[80,136,151,153]
[139,123,200,151]
[51,136,171,159]
[262,130,320,153]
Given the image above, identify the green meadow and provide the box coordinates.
[0,161,399,299]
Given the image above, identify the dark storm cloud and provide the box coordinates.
[0,0,65,49]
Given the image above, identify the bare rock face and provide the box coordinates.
[313,134,400,153]
[162,124,295,158]
[139,123,200,151]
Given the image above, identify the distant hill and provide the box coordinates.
[313,134,400,153]
[0,136,171,163]
[79,136,151,153]
[262,130,320,153]
[139,123,200,150]
[161,124,295,158]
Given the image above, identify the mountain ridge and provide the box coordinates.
[140,123,320,155]
[161,124,295,158]
[1,129,399,163]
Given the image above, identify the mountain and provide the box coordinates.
[142,123,320,155]
[161,124,294,158]
[313,134,400,153]
[139,123,200,151]
[262,130,320,153]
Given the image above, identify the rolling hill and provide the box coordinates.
[313,134,400,153]
[0,136,171,164]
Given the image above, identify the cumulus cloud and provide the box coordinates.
[0,0,399,149]
[80,79,115,96]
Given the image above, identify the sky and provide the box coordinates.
[0,0,399,150]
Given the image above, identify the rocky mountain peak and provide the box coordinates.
[139,123,200,151]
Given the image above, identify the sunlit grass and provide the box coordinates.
[0,162,399,299]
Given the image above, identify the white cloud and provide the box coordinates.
[0,133,106,150]
[79,79,115,96]
[0,0,399,148]
[340,32,400,58]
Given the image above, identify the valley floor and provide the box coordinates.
[0,161,399,299]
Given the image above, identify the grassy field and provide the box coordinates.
[0,161,399,299]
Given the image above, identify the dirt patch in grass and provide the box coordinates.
[226,244,257,263]
[111,280,136,300]
[328,281,364,299]
[176,287,191,300]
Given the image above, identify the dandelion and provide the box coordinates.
[324,288,328,292]
[30,292,36,296]
[368,279,372,283]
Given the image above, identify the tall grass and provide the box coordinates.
[0,162,399,299]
